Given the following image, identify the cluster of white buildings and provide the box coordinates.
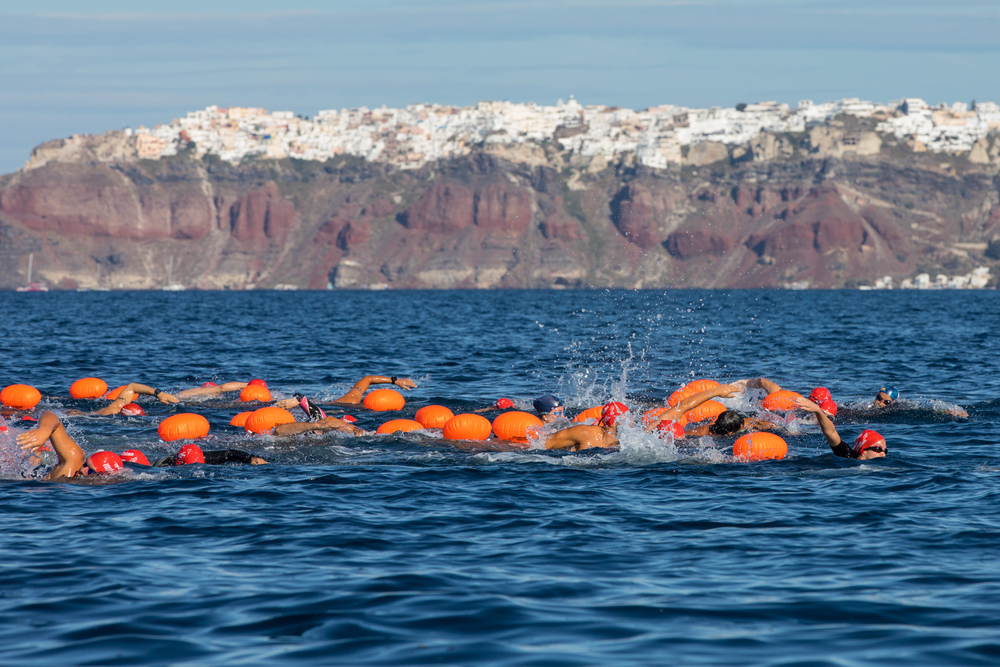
[864,267,993,290]
[126,96,1000,170]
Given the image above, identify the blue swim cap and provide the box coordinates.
[879,386,899,401]
[533,395,563,414]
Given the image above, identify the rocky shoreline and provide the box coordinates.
[1,129,999,291]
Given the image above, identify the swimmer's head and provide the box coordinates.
[120,403,145,417]
[85,451,124,475]
[494,398,514,410]
[853,430,887,459]
[176,444,205,465]
[818,399,838,417]
[248,379,268,389]
[201,381,217,388]
[809,387,832,403]
[875,386,898,406]
[709,410,745,436]
[656,419,684,439]
[533,395,565,422]
[341,415,357,423]
[120,449,150,466]
[600,402,629,427]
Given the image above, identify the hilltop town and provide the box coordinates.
[23,97,1000,172]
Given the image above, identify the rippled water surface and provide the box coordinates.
[1,289,999,666]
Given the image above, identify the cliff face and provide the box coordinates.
[2,135,999,290]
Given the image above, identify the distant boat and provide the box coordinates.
[15,253,48,292]
[162,255,185,291]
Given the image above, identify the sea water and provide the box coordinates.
[0,289,998,666]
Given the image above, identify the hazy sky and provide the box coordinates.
[2,0,999,172]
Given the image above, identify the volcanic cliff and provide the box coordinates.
[2,124,1000,290]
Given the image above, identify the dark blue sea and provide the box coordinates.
[1,289,998,666]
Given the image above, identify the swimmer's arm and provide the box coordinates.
[274,398,299,410]
[543,425,590,450]
[123,383,180,404]
[17,411,85,478]
[176,382,247,399]
[794,397,841,450]
[273,417,363,437]
[684,423,712,437]
[95,387,136,415]
[333,375,417,405]
[666,384,740,421]
[745,417,779,432]
[746,378,783,394]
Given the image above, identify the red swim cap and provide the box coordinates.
[248,379,268,389]
[341,415,357,423]
[177,443,205,464]
[20,416,37,422]
[120,402,145,417]
[600,402,629,427]
[818,399,838,417]
[87,451,124,473]
[809,387,832,403]
[494,398,514,409]
[201,381,218,388]
[120,449,150,465]
[852,430,886,456]
[656,419,684,439]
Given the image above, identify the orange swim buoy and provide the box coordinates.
[442,413,492,441]
[684,399,727,423]
[363,388,405,412]
[230,411,253,427]
[70,377,108,399]
[667,379,720,407]
[0,384,41,410]
[376,419,424,434]
[158,413,210,442]
[240,384,272,402]
[732,432,788,461]
[105,385,127,401]
[414,405,454,429]
[573,406,603,423]
[244,407,295,434]
[492,411,543,441]
[761,390,803,412]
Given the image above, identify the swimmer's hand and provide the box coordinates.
[714,384,742,398]
[157,392,179,405]
[17,429,48,452]
[394,378,417,391]
[274,398,299,410]
[250,456,268,465]
[730,379,749,391]
[947,406,969,418]
[793,397,821,413]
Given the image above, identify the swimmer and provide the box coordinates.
[17,411,123,478]
[546,384,742,451]
[175,381,251,399]
[533,395,566,423]
[794,397,887,460]
[66,383,180,416]
[475,398,514,413]
[274,374,417,412]
[667,380,775,437]
[272,415,365,437]
[874,386,898,407]
[127,444,268,466]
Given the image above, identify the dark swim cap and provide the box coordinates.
[532,395,563,414]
